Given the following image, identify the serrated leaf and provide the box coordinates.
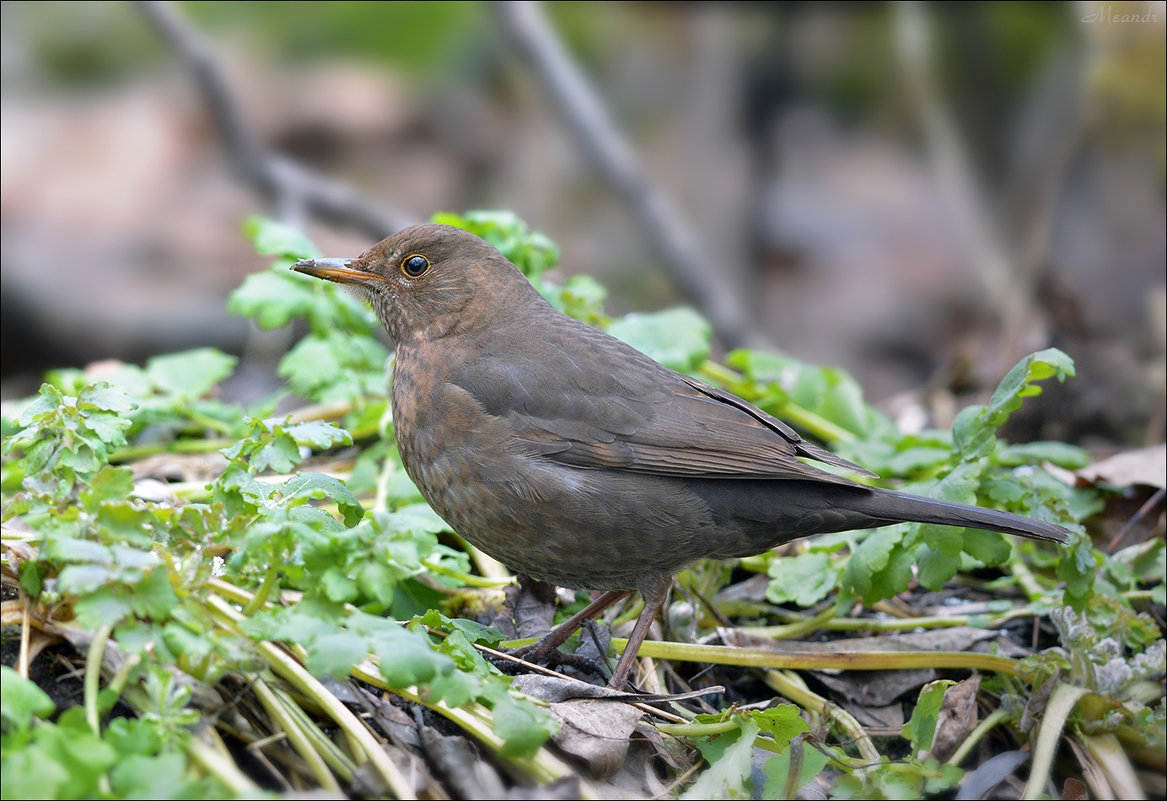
[433,210,560,280]
[751,704,810,750]
[609,307,711,372]
[250,431,301,474]
[83,415,133,453]
[286,420,353,450]
[766,552,838,607]
[305,631,370,678]
[279,472,364,527]
[420,609,504,647]
[74,589,135,629]
[129,568,178,620]
[551,274,608,325]
[962,529,1011,566]
[358,615,451,688]
[146,348,238,398]
[13,383,65,426]
[78,383,137,414]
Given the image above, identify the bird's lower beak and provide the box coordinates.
[291,258,371,284]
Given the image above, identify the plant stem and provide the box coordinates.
[764,669,880,762]
[946,707,1008,766]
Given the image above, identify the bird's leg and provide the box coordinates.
[512,589,632,662]
[606,574,671,689]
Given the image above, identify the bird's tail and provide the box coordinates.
[862,487,1070,543]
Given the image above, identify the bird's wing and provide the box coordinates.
[452,343,874,485]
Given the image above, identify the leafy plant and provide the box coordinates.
[2,211,1160,800]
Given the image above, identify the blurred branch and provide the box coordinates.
[493,1,761,350]
[136,0,410,238]
[894,2,1016,309]
[1001,20,1092,297]
[894,3,1088,374]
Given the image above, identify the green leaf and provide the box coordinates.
[953,349,1076,462]
[74,589,135,629]
[146,348,238,398]
[0,666,56,731]
[432,210,560,280]
[252,430,301,474]
[683,718,760,799]
[58,563,116,595]
[109,752,208,799]
[79,465,134,509]
[766,553,838,607]
[962,529,1011,566]
[279,472,364,527]
[1,738,71,800]
[985,348,1075,424]
[243,215,320,259]
[952,404,995,462]
[996,441,1089,469]
[351,614,452,688]
[492,691,558,758]
[842,526,911,601]
[552,274,608,325]
[13,383,65,425]
[304,631,371,678]
[129,568,179,620]
[902,680,955,754]
[229,270,319,330]
[608,307,711,372]
[762,739,830,799]
[78,383,137,415]
[286,420,354,451]
[915,527,965,591]
[751,704,810,750]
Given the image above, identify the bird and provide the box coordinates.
[292,223,1070,689]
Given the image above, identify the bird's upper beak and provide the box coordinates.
[291,257,372,284]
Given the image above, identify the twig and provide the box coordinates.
[135,0,410,239]
[493,1,760,349]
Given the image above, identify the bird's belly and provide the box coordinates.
[397,421,727,590]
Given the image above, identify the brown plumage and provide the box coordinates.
[293,224,1069,688]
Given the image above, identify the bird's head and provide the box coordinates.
[292,224,539,343]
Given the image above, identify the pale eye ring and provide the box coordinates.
[401,254,429,278]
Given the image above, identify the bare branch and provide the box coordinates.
[136,0,410,239]
[493,1,761,349]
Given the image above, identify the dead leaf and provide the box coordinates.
[930,674,980,763]
[1078,445,1166,489]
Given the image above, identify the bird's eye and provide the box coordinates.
[401,254,430,278]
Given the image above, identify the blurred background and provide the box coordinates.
[2,1,1164,450]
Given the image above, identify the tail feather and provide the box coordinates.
[864,488,1070,543]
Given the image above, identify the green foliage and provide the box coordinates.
[2,210,1152,799]
[609,307,711,373]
